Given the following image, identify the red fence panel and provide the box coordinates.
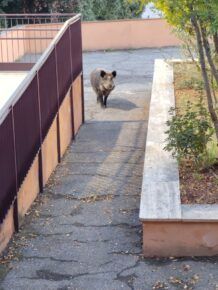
[70,19,83,80]
[56,27,72,104]
[0,113,17,223]
[38,49,59,140]
[13,76,41,187]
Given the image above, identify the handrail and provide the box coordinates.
[0,13,76,17]
[0,13,81,125]
[0,28,61,32]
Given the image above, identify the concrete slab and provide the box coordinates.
[140,59,181,221]
[182,205,218,222]
[0,71,27,111]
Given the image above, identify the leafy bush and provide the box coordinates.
[180,78,204,91]
[164,100,214,168]
[202,139,218,168]
[0,0,142,20]
[79,0,142,21]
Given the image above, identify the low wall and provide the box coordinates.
[22,19,181,53]
[140,59,218,257]
[143,221,218,257]
[82,18,181,51]
[0,19,181,62]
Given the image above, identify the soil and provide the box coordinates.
[174,62,218,204]
[180,163,218,204]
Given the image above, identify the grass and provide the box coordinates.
[174,62,218,168]
[204,139,218,168]
[174,62,218,204]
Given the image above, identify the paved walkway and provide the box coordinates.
[1,48,218,290]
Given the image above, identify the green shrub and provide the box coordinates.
[202,139,218,168]
[177,77,204,91]
[164,100,214,168]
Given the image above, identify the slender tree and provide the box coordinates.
[130,0,218,141]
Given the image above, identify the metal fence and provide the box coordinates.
[0,14,84,227]
[0,13,76,65]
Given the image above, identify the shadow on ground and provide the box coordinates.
[107,98,138,111]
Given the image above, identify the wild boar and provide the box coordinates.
[90,68,117,108]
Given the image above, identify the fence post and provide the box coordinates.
[54,46,61,163]
[36,72,44,193]
[68,25,75,139]
[81,73,85,124]
[13,199,19,232]
[11,107,19,232]
[70,86,75,139]
[4,16,7,29]
[78,19,85,124]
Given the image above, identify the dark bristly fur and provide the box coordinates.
[90,68,117,108]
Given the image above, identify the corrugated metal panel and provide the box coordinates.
[56,28,72,104]
[13,76,41,186]
[0,112,17,223]
[70,19,83,80]
[38,49,58,140]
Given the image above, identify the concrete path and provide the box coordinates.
[1,48,218,290]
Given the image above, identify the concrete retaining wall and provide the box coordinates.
[140,59,218,257]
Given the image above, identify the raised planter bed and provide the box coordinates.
[140,59,218,257]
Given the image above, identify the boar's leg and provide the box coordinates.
[97,93,104,108]
[97,93,102,103]
[103,93,109,108]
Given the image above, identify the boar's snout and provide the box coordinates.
[109,83,115,90]
[103,77,116,91]
[105,82,115,91]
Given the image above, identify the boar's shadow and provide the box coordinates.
[108,97,137,111]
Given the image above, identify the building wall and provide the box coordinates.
[0,19,180,63]
[82,18,181,51]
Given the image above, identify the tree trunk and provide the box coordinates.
[200,25,218,86]
[211,74,218,105]
[191,16,218,142]
[213,32,218,55]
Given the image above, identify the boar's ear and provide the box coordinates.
[100,70,106,78]
[112,71,117,78]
